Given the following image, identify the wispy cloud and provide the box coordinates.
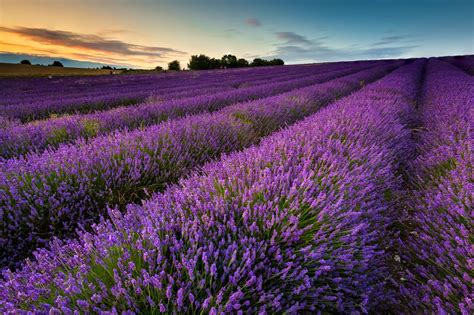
[265,31,420,63]
[275,32,313,45]
[362,46,419,58]
[0,26,187,67]
[245,18,262,27]
[0,26,186,58]
[372,34,421,46]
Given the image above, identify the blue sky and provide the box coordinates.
[0,0,472,68]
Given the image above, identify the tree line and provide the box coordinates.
[163,54,284,71]
[18,54,284,72]
[20,59,64,67]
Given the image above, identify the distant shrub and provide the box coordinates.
[20,59,31,65]
[188,55,220,70]
[155,66,164,71]
[168,60,181,71]
[237,58,249,67]
[49,61,64,67]
[187,54,281,70]
[221,54,239,68]
[270,58,285,66]
[251,58,284,67]
[250,58,266,67]
[188,54,253,70]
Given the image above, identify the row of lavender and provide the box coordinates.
[0,61,378,158]
[1,58,471,313]
[396,59,473,313]
[0,63,310,104]
[443,55,474,75]
[0,68,297,121]
[0,62,397,268]
[0,62,351,122]
[3,62,347,99]
[0,59,424,313]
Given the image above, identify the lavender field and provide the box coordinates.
[0,57,472,313]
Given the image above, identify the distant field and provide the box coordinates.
[0,57,472,314]
[0,62,123,77]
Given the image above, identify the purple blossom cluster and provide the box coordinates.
[0,62,396,268]
[0,63,324,122]
[0,61,376,158]
[0,60,425,313]
[397,59,473,313]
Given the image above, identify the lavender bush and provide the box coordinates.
[0,60,426,313]
[0,62,396,268]
[0,63,321,121]
[397,59,473,314]
[0,61,376,158]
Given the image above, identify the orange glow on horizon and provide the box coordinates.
[0,30,181,68]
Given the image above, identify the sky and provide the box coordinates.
[0,0,473,68]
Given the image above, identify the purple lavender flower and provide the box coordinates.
[397,59,473,313]
[0,61,397,268]
[0,59,424,313]
[0,60,376,158]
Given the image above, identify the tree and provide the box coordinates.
[269,58,284,66]
[250,58,284,67]
[20,59,31,65]
[221,54,238,68]
[101,65,113,70]
[168,60,181,71]
[49,61,64,67]
[250,58,266,67]
[237,58,249,67]
[188,54,219,70]
[188,54,283,70]
[210,58,221,69]
[155,66,164,71]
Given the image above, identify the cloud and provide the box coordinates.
[245,18,262,27]
[275,32,313,46]
[0,26,186,64]
[264,31,420,63]
[269,32,335,62]
[362,46,419,58]
[372,34,420,46]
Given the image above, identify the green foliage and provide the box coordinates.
[187,54,282,70]
[237,58,249,67]
[251,58,285,67]
[250,58,266,67]
[81,119,101,138]
[47,127,69,145]
[221,54,239,68]
[188,54,220,70]
[167,60,181,71]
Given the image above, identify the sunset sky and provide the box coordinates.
[0,0,473,68]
